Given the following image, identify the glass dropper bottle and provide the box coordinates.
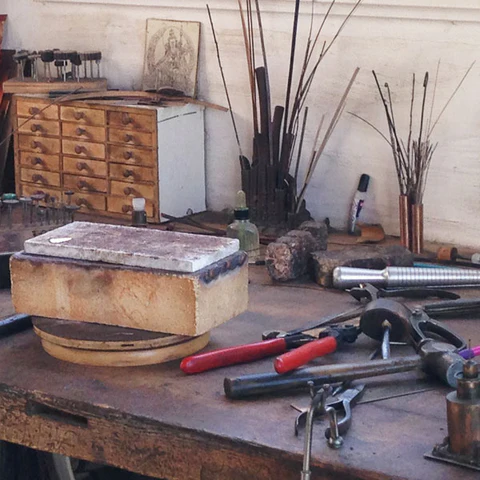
[226,190,260,263]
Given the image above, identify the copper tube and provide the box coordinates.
[412,203,424,254]
[399,195,411,250]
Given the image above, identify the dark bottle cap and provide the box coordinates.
[357,174,370,193]
[234,208,249,220]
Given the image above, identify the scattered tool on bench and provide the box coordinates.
[273,325,360,374]
[294,382,365,438]
[224,300,467,399]
[271,284,460,373]
[425,360,480,471]
[180,309,363,374]
[298,382,364,479]
[182,284,464,374]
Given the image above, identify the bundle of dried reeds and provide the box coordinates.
[207,0,362,225]
[352,61,475,252]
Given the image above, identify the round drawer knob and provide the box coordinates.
[76,198,88,207]
[77,180,88,189]
[31,157,43,166]
[123,151,133,160]
[74,111,85,120]
[123,187,134,196]
[32,174,45,184]
[74,145,85,154]
[122,113,132,125]
[76,162,87,171]
[30,124,42,132]
[124,134,133,142]
[122,205,133,213]
[123,169,134,178]
[29,107,40,115]
[76,127,86,136]
[30,140,41,149]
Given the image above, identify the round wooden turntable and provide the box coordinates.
[33,317,209,367]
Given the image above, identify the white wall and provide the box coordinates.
[3,0,480,246]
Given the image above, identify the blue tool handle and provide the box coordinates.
[0,314,32,336]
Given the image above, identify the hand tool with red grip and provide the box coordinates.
[274,325,361,374]
[180,333,313,374]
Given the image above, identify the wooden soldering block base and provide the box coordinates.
[10,251,248,336]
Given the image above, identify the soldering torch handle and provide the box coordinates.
[180,338,288,374]
[274,336,338,374]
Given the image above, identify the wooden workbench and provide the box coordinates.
[0,267,478,480]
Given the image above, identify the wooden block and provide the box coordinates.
[24,221,239,273]
[11,251,248,336]
[312,245,414,287]
[3,77,108,94]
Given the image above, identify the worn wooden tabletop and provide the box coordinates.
[0,267,478,480]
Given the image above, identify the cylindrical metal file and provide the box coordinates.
[333,266,480,289]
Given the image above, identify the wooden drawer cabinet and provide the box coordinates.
[110,181,155,201]
[17,100,59,120]
[62,123,106,143]
[63,157,107,177]
[108,129,154,148]
[18,135,61,155]
[19,152,60,171]
[107,144,155,167]
[60,106,105,126]
[63,174,108,194]
[14,95,206,222]
[107,110,154,131]
[20,168,61,187]
[109,164,155,184]
[18,119,60,137]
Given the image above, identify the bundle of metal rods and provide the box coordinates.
[351,62,474,253]
[207,0,362,225]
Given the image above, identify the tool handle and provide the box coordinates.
[0,314,32,336]
[424,299,480,318]
[225,356,422,399]
[180,338,287,374]
[274,337,337,374]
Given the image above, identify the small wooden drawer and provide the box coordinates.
[74,192,106,212]
[64,174,107,194]
[107,111,155,132]
[107,144,155,167]
[108,129,154,148]
[107,196,155,217]
[63,156,107,177]
[20,184,61,202]
[110,181,155,201]
[18,135,61,155]
[109,164,155,184]
[19,152,60,171]
[60,106,105,126]
[62,140,105,160]
[18,119,60,137]
[21,167,61,187]
[16,100,59,120]
[62,123,106,143]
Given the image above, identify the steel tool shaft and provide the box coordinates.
[333,266,480,289]
[224,356,421,399]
